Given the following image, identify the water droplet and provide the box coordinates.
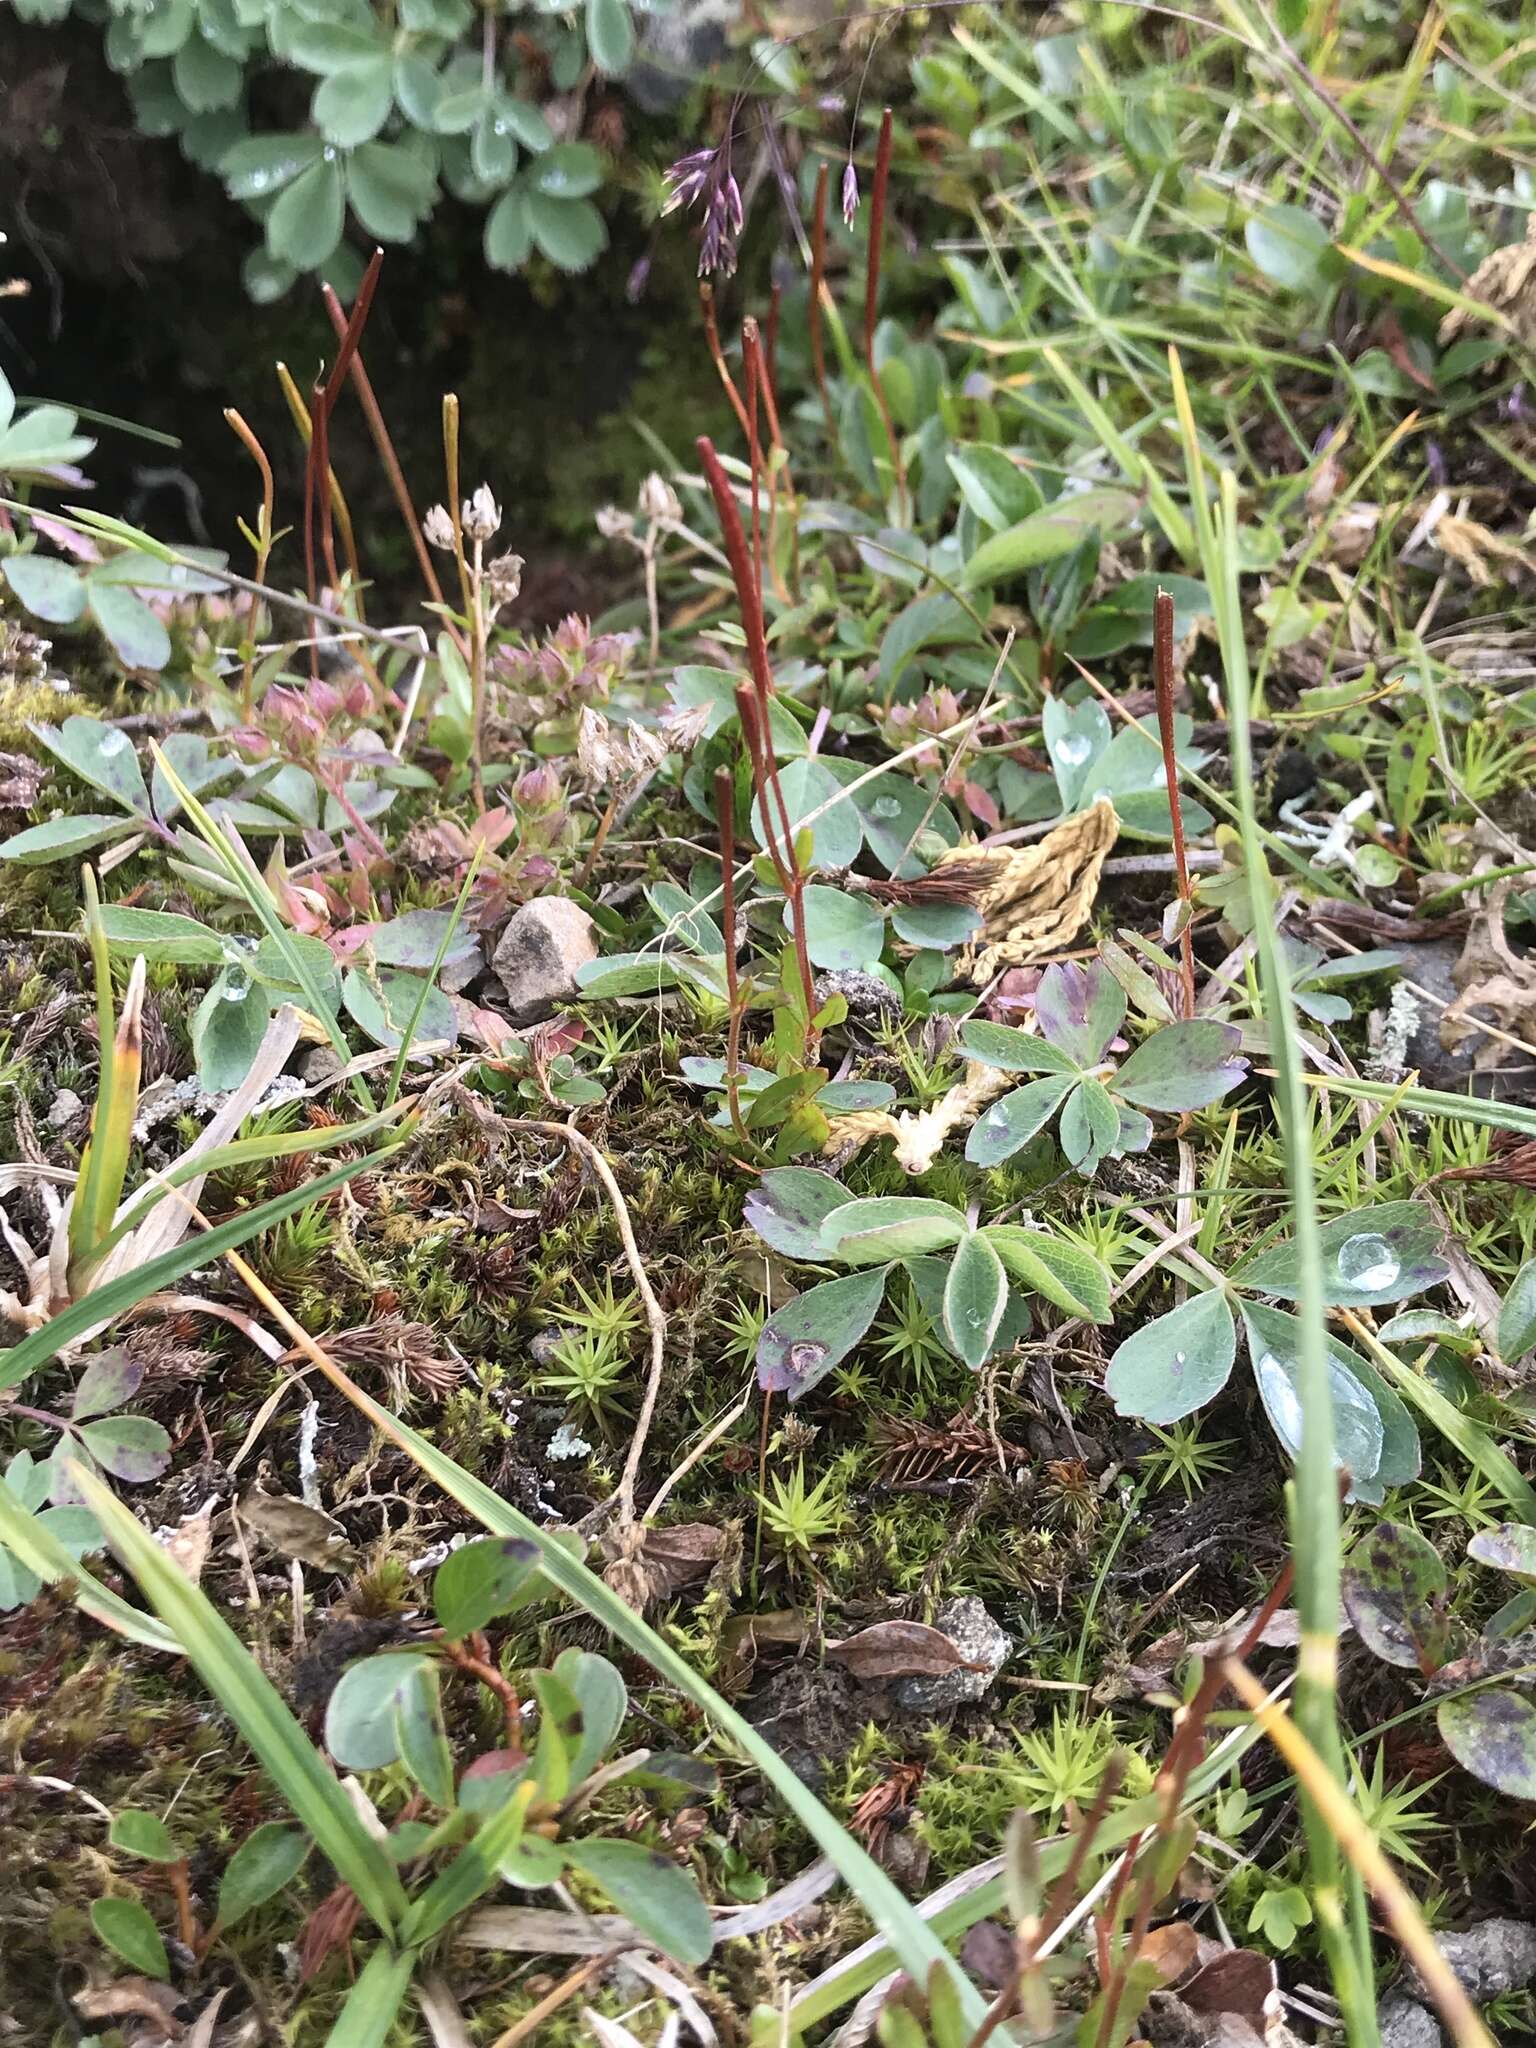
[964,1308,984,1329]
[1173,1350,1187,1367]
[493,117,509,135]
[872,794,902,819]
[1053,732,1092,768]
[542,168,570,193]
[1254,1350,1303,1447]
[247,169,271,193]
[986,1105,1011,1132]
[221,934,258,965]
[788,1339,829,1376]
[1336,1231,1400,1292]
[220,966,252,1002]
[1088,787,1111,806]
[323,145,338,162]
[98,728,130,756]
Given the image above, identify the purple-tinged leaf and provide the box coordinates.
[1105,1290,1236,1425]
[77,1415,171,1484]
[1438,1687,1536,1801]
[1235,1202,1448,1307]
[757,1267,889,1399]
[71,1348,143,1421]
[1469,1524,1536,1588]
[1059,1077,1119,1171]
[742,1167,853,1259]
[1113,1020,1247,1112]
[1035,959,1126,1068]
[1342,1520,1452,1672]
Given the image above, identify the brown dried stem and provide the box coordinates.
[714,764,751,1147]
[863,108,907,518]
[1153,588,1196,1018]
[699,282,751,441]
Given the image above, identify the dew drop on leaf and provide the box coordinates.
[1173,1350,1186,1366]
[98,728,130,756]
[872,794,902,818]
[220,967,252,1001]
[1336,1232,1399,1292]
[1053,733,1091,768]
[1254,1349,1303,1445]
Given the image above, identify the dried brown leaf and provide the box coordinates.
[1443,880,1536,1066]
[601,1521,726,1610]
[73,1979,182,2042]
[1141,1921,1202,1986]
[159,1499,215,1586]
[237,1487,358,1572]
[825,1619,977,1681]
[821,1060,1013,1172]
[1440,211,1536,346]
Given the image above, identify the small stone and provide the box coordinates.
[300,1046,347,1088]
[1409,1918,1536,2005]
[890,1596,1012,1714]
[45,1089,84,1131]
[492,899,598,1022]
[812,968,901,1023]
[1378,1995,1442,2048]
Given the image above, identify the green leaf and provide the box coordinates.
[1500,1258,1536,1365]
[1113,1021,1247,1112]
[219,1823,310,1927]
[890,901,978,950]
[400,1782,535,1947]
[3,554,88,622]
[959,1020,1079,1076]
[98,906,229,965]
[348,140,437,241]
[981,1224,1111,1323]
[1059,1077,1119,1169]
[223,133,323,201]
[322,1942,418,2048]
[485,189,532,270]
[1235,1202,1449,1307]
[1240,1300,1384,1488]
[191,972,276,1091]
[743,1167,855,1259]
[555,1648,627,1786]
[946,444,1041,530]
[0,1477,170,1647]
[943,1231,1008,1369]
[110,1809,179,1862]
[961,488,1138,586]
[325,1652,434,1771]
[820,1196,967,1264]
[0,815,134,864]
[89,582,172,671]
[433,1535,540,1639]
[1340,1521,1450,1671]
[395,1658,456,1807]
[525,192,607,270]
[33,716,151,815]
[1437,1688,1536,1801]
[530,142,603,198]
[801,886,885,971]
[876,594,977,691]
[78,1415,171,1484]
[752,757,862,871]
[1036,958,1125,1069]
[562,1837,713,1967]
[72,1349,141,1419]
[757,1267,889,1398]
[267,154,345,271]
[1105,1289,1236,1425]
[342,966,459,1054]
[92,1895,169,1978]
[1246,203,1331,291]
[965,1075,1075,1165]
[313,56,394,147]
[585,0,633,74]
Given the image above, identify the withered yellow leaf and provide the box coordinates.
[934,797,1119,986]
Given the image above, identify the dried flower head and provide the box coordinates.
[485,552,524,610]
[577,705,620,784]
[422,504,455,552]
[662,142,744,278]
[462,484,502,543]
[841,160,860,228]
[595,504,635,541]
[638,472,682,527]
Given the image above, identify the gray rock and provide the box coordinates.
[1409,1918,1536,2005]
[492,899,597,1021]
[300,1045,347,1088]
[1379,1994,1441,2048]
[890,1597,1013,1713]
[812,968,901,1023]
[45,1088,84,1131]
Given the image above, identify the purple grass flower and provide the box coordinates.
[662,142,744,277]
[841,160,859,228]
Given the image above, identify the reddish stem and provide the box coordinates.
[862,108,907,517]
[714,765,750,1147]
[808,163,835,438]
[1153,588,1197,1019]
[302,249,382,676]
[696,435,773,704]
[742,317,765,601]
[699,282,751,440]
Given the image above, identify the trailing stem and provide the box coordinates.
[1153,588,1196,1018]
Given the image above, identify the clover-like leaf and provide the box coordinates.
[1235,1202,1448,1307]
[72,1349,143,1420]
[1240,1300,1384,1489]
[1059,1077,1119,1171]
[1113,1020,1247,1112]
[966,1074,1075,1166]
[1105,1289,1236,1425]
[756,1267,889,1399]
[743,1166,853,1258]
[1341,1520,1452,1671]
[801,886,885,971]
[1035,959,1125,1068]
[819,1196,967,1265]
[77,1416,171,1484]
[943,1231,1008,1369]
[959,1020,1079,1076]
[1437,1688,1536,1802]
[33,715,151,815]
[981,1224,1111,1324]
